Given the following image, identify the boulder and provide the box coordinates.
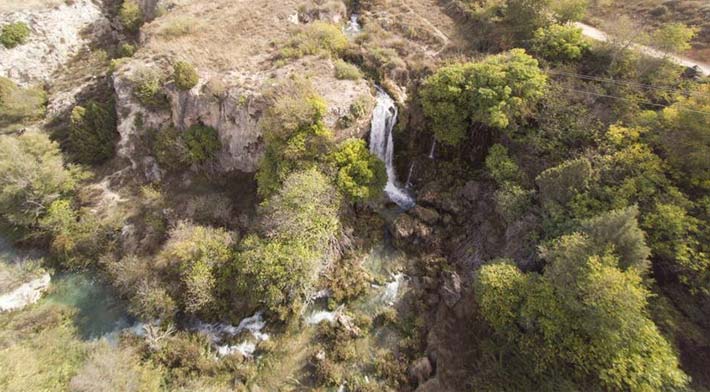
[440,271,462,308]
[408,356,433,386]
[411,205,440,225]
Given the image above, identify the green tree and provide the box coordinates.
[643,203,709,295]
[581,206,651,271]
[329,139,386,203]
[657,84,710,190]
[652,22,697,55]
[420,49,547,145]
[69,101,118,164]
[494,183,533,223]
[535,157,592,206]
[155,222,235,315]
[550,0,588,23]
[0,133,85,228]
[531,24,590,62]
[476,232,689,391]
[234,168,341,319]
[0,22,31,49]
[503,0,552,40]
[172,61,199,91]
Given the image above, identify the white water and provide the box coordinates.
[380,273,405,306]
[306,310,338,325]
[0,272,51,312]
[369,89,416,209]
[344,14,362,36]
[194,312,270,357]
[428,139,436,159]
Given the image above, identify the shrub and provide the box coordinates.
[280,21,349,59]
[155,222,235,315]
[531,24,590,62]
[173,61,199,91]
[256,80,333,197]
[334,59,362,80]
[0,76,46,126]
[119,0,143,33]
[118,43,136,57]
[0,22,31,48]
[157,16,196,39]
[485,144,521,185]
[131,67,167,108]
[183,124,220,164]
[152,127,190,171]
[69,342,163,392]
[69,100,118,164]
[535,157,592,206]
[0,133,85,228]
[329,138,386,203]
[494,183,533,223]
[39,199,118,270]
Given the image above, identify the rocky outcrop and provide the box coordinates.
[0,0,109,87]
[113,57,374,178]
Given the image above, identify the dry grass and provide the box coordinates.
[140,0,303,72]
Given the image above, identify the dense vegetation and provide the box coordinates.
[1,0,709,390]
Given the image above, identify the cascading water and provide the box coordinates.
[344,14,362,35]
[428,139,436,159]
[369,88,416,209]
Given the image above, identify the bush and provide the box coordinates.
[256,80,333,197]
[155,222,235,315]
[119,0,144,33]
[0,76,46,126]
[280,21,349,59]
[157,16,196,39]
[0,133,85,228]
[329,139,386,203]
[485,144,521,185]
[69,342,163,392]
[0,22,31,48]
[69,100,118,164]
[535,157,592,206]
[183,124,220,164]
[118,43,136,57]
[531,24,589,62]
[152,127,190,171]
[334,59,362,80]
[39,199,118,270]
[494,183,533,223]
[131,67,167,108]
[173,61,199,91]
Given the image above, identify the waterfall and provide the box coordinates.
[369,88,416,209]
[405,162,415,188]
[344,14,362,36]
[428,139,436,159]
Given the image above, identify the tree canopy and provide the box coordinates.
[420,49,547,145]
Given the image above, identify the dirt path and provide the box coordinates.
[574,22,710,75]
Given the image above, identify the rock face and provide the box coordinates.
[0,0,109,86]
[0,272,51,312]
[113,57,374,178]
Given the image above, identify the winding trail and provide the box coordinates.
[574,22,710,75]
